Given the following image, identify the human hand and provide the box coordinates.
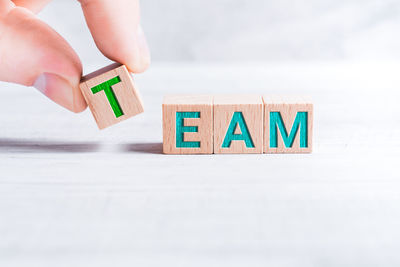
[0,0,150,112]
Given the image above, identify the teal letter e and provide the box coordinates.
[176,112,201,148]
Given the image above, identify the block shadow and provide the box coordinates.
[120,142,163,154]
[0,138,100,153]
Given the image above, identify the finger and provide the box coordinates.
[78,0,150,73]
[0,0,14,14]
[0,5,87,112]
[11,0,52,13]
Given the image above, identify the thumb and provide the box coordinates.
[0,5,87,113]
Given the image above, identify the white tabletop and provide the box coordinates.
[1,62,400,266]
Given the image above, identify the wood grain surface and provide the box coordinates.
[80,64,144,129]
[163,95,213,154]
[214,95,263,154]
[263,95,313,153]
[1,62,400,267]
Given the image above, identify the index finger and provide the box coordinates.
[78,0,150,73]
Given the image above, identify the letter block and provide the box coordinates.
[163,95,213,154]
[80,63,144,129]
[214,95,263,154]
[263,96,313,153]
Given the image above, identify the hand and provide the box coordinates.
[0,0,150,112]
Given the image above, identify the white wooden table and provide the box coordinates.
[1,62,400,266]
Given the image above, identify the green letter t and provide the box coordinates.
[91,76,124,118]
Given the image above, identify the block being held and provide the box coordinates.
[79,63,144,129]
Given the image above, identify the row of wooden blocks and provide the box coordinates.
[78,64,313,155]
[163,95,313,154]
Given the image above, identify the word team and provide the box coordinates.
[163,95,313,154]
[79,64,313,154]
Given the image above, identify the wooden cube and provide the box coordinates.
[79,63,144,129]
[263,95,313,153]
[163,95,213,154]
[214,95,263,154]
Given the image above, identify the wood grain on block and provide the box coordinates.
[163,95,213,154]
[79,63,144,129]
[263,95,313,153]
[214,95,263,154]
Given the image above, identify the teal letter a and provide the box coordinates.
[222,112,255,148]
[270,112,308,148]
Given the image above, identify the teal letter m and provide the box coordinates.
[270,112,308,148]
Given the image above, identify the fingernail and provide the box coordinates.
[33,73,75,112]
[137,25,151,66]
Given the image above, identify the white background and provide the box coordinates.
[1,1,400,266]
[37,0,400,63]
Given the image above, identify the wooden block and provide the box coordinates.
[163,95,213,154]
[79,63,144,129]
[263,95,313,153]
[214,95,263,154]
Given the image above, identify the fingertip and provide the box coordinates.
[79,0,150,74]
[0,5,87,113]
[71,88,88,113]
[125,56,151,74]
[123,26,151,73]
[98,25,151,74]
[33,73,87,113]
